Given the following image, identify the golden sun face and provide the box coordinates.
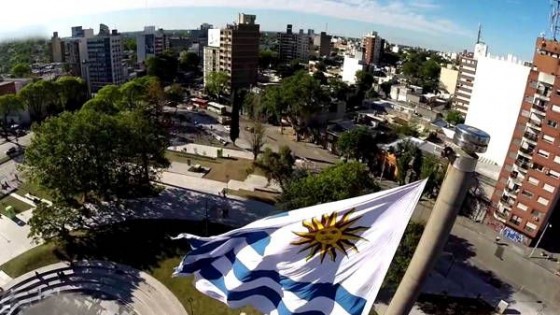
[291,208,367,263]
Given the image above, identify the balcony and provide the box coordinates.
[515,159,531,172]
[523,131,539,144]
[527,118,542,131]
[518,145,535,159]
[531,102,547,116]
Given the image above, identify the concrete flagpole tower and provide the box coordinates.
[385,124,490,315]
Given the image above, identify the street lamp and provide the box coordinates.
[529,223,552,258]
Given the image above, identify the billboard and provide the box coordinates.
[208,29,221,48]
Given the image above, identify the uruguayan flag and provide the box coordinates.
[174,180,426,315]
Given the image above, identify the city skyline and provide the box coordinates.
[0,0,551,60]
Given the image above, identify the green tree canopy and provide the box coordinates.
[0,94,24,138]
[11,63,31,77]
[179,51,201,72]
[355,70,374,91]
[19,80,59,122]
[146,53,178,83]
[446,110,465,126]
[124,38,137,51]
[280,162,378,210]
[337,126,379,163]
[56,76,88,111]
[256,146,295,189]
[259,50,278,70]
[205,71,229,101]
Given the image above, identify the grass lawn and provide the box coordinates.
[0,195,33,214]
[166,151,261,183]
[17,180,53,201]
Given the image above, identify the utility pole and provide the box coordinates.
[529,224,552,258]
[385,124,490,315]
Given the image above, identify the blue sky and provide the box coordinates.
[0,0,551,60]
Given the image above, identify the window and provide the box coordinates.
[527,177,539,186]
[531,210,542,219]
[517,203,529,211]
[510,215,522,225]
[547,120,558,128]
[533,163,544,172]
[543,134,555,144]
[553,104,560,113]
[555,156,560,164]
[521,190,534,198]
[537,197,549,206]
[538,150,550,158]
[525,222,537,233]
[549,169,560,179]
[544,183,555,193]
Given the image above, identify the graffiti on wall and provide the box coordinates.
[500,226,526,244]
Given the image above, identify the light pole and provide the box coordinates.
[529,223,552,258]
[385,124,490,315]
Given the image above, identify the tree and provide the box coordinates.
[382,222,424,290]
[261,86,287,132]
[146,53,178,83]
[205,71,229,101]
[19,80,59,121]
[165,83,184,105]
[11,63,31,77]
[28,202,83,244]
[336,126,378,164]
[380,82,393,96]
[312,71,327,85]
[124,38,137,52]
[0,94,24,139]
[421,154,446,198]
[420,60,441,92]
[355,70,374,91]
[394,122,419,138]
[243,91,262,120]
[280,162,378,210]
[446,110,465,126]
[280,71,328,140]
[56,76,88,111]
[249,120,266,161]
[394,140,422,185]
[259,50,278,70]
[256,146,295,189]
[179,51,200,72]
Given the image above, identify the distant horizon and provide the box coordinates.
[0,1,551,60]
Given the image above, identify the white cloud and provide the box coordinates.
[1,0,468,37]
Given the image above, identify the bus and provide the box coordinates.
[207,102,228,115]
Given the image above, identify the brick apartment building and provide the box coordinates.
[490,37,560,245]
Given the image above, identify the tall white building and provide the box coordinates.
[465,54,530,167]
[341,50,364,84]
[85,25,126,93]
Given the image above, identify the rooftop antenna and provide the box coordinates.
[476,23,482,44]
[551,0,560,40]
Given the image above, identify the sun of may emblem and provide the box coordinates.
[291,208,368,262]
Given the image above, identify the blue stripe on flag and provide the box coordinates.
[180,237,367,315]
[187,231,270,257]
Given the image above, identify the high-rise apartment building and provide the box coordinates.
[203,46,220,86]
[218,13,260,91]
[85,25,125,93]
[277,24,310,63]
[489,37,560,245]
[137,26,169,64]
[50,32,63,63]
[362,32,384,67]
[314,32,332,57]
[453,28,489,114]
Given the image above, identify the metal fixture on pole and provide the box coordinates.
[529,223,552,258]
[385,124,490,315]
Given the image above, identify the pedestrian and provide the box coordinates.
[495,236,501,243]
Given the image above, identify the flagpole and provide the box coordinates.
[385,124,489,315]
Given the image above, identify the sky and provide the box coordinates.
[0,0,552,60]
